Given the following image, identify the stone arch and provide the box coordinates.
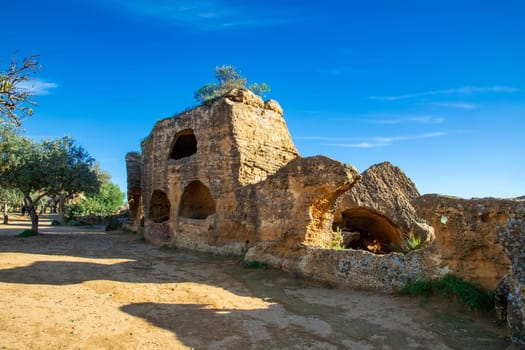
[170,129,197,160]
[340,207,403,254]
[178,181,216,219]
[149,190,171,223]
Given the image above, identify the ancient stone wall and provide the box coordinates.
[128,88,525,345]
[125,152,143,230]
[412,194,519,290]
[140,89,307,251]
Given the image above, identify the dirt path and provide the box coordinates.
[0,216,515,349]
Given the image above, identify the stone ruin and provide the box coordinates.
[126,89,525,344]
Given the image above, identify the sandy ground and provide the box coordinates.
[0,214,517,349]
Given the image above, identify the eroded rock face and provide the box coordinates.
[125,152,143,230]
[498,218,525,345]
[413,194,525,344]
[333,162,434,253]
[137,89,362,254]
[412,194,518,290]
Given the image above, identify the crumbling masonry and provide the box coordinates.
[127,89,525,344]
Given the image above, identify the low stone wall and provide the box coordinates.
[245,243,443,293]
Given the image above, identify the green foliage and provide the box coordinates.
[0,131,100,232]
[399,280,433,297]
[399,275,495,311]
[245,260,268,269]
[327,227,344,250]
[1,55,40,126]
[68,182,124,217]
[407,235,423,250]
[194,65,271,104]
[16,229,37,237]
[0,186,22,208]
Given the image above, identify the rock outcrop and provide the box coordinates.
[333,162,434,253]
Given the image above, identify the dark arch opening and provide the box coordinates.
[179,181,216,219]
[149,190,171,223]
[170,129,197,160]
[339,207,402,254]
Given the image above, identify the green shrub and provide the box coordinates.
[16,229,38,237]
[327,227,344,250]
[399,275,494,311]
[407,235,423,250]
[399,280,433,297]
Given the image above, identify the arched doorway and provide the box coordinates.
[339,207,403,254]
[149,190,171,223]
[178,181,216,219]
[170,129,197,160]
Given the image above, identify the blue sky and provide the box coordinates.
[2,0,524,198]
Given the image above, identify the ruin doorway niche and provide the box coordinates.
[178,181,216,219]
[339,207,403,254]
[149,190,171,223]
[170,129,197,160]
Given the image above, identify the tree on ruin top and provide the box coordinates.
[194,65,270,104]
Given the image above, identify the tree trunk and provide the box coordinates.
[24,197,39,234]
[58,194,66,224]
[2,202,7,224]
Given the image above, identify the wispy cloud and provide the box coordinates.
[298,131,448,148]
[17,79,58,95]
[433,102,479,109]
[104,0,298,30]
[364,116,444,124]
[369,85,519,101]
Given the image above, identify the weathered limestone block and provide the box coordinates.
[139,89,299,250]
[245,155,360,247]
[245,244,441,292]
[412,194,521,291]
[334,162,433,252]
[125,152,143,230]
[497,214,525,345]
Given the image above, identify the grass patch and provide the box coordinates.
[327,227,344,250]
[16,229,38,237]
[399,275,494,311]
[244,260,268,269]
[407,235,423,250]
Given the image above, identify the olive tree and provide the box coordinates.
[0,186,22,224]
[68,182,125,217]
[0,55,40,126]
[194,65,270,104]
[0,132,100,233]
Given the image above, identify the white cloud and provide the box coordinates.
[16,79,58,95]
[365,116,444,124]
[434,102,479,109]
[326,142,388,148]
[103,0,296,30]
[299,131,448,148]
[369,85,518,101]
